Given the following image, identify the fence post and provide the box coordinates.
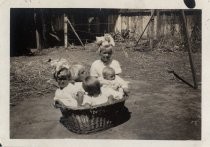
[156,10,160,40]
[149,10,155,49]
[64,13,68,48]
[34,11,41,50]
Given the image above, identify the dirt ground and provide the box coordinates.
[10,43,201,139]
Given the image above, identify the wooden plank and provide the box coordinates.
[67,17,85,49]
[168,70,194,88]
[135,10,155,47]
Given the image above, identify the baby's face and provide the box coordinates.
[100,49,112,64]
[104,36,110,42]
[57,76,69,89]
[104,73,115,81]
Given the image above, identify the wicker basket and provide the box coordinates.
[56,97,130,134]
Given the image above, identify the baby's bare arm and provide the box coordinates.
[98,77,111,85]
[76,91,85,106]
[83,103,91,108]
[108,95,116,104]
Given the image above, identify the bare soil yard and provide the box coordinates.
[10,43,201,139]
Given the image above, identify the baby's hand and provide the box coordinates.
[83,103,91,108]
[108,95,115,104]
[123,88,130,96]
[76,91,85,106]
[112,83,120,90]
[99,78,110,85]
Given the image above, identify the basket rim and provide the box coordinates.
[56,96,128,110]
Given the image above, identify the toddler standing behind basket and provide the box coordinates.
[90,45,122,78]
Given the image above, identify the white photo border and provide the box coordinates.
[0,0,209,147]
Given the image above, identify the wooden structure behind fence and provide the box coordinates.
[10,9,201,56]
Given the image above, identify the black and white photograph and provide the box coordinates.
[0,0,210,147]
[9,8,201,139]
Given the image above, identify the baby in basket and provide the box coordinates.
[99,66,129,100]
[53,64,87,108]
[79,76,117,107]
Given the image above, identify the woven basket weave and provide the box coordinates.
[56,97,129,134]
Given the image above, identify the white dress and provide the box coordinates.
[90,60,122,78]
[82,92,108,106]
[54,82,84,107]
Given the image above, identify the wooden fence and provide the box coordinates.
[108,10,201,41]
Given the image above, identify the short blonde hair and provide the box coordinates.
[102,66,115,77]
[70,64,85,81]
